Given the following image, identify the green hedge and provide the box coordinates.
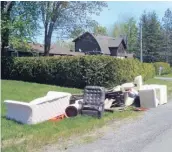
[153,62,171,75]
[1,56,155,88]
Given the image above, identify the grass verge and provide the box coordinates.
[1,80,138,152]
[2,78,172,152]
[160,73,172,77]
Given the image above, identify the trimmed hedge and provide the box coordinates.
[153,62,171,75]
[1,56,155,88]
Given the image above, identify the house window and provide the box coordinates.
[11,51,18,57]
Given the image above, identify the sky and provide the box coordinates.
[93,1,172,28]
[36,1,172,44]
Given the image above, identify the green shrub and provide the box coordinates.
[153,62,171,75]
[1,56,155,88]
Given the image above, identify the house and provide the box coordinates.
[5,43,85,57]
[29,43,85,56]
[72,32,133,58]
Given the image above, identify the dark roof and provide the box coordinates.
[73,32,127,55]
[29,43,84,56]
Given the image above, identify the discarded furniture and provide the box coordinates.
[133,96,141,107]
[124,92,135,106]
[104,99,114,109]
[121,83,135,92]
[146,84,167,105]
[4,91,71,124]
[139,88,159,108]
[124,88,138,106]
[134,75,143,90]
[70,94,83,104]
[140,84,167,105]
[105,107,126,113]
[65,99,83,117]
[81,86,105,118]
[105,91,125,107]
[112,85,121,92]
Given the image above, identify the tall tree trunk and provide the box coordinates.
[44,23,49,56]
[44,36,51,56]
[44,22,54,56]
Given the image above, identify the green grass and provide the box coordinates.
[2,78,172,152]
[160,73,172,77]
[1,80,138,152]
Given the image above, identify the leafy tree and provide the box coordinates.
[69,22,107,40]
[56,40,74,51]
[162,8,172,61]
[140,11,162,55]
[9,2,40,51]
[93,24,107,35]
[112,17,138,52]
[1,1,40,53]
[69,27,85,39]
[39,1,107,56]
[1,1,15,54]
[112,22,126,37]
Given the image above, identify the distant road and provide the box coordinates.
[154,77,172,81]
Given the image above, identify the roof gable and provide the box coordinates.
[72,32,127,54]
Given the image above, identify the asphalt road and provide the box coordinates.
[65,101,172,152]
[155,77,172,81]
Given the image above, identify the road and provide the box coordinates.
[155,77,172,81]
[64,101,172,152]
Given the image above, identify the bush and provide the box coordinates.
[153,62,171,75]
[1,56,155,88]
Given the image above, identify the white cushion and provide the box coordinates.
[121,83,134,91]
[134,75,143,90]
[4,91,71,124]
[139,88,159,108]
[144,84,167,105]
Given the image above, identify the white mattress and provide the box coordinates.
[139,88,159,108]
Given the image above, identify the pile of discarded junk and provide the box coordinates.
[4,75,168,125]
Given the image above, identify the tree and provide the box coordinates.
[39,1,107,56]
[112,17,138,52]
[1,1,40,53]
[69,27,85,39]
[112,22,126,37]
[69,21,107,39]
[93,24,107,35]
[140,11,162,56]
[162,8,172,61]
[56,40,75,51]
[1,1,15,54]
[9,2,40,51]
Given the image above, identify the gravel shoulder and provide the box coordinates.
[65,100,172,152]
[42,99,172,152]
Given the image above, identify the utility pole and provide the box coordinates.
[140,23,143,63]
[166,32,169,63]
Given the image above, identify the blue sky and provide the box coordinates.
[93,1,172,27]
[36,1,172,44]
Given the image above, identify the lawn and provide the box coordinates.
[160,73,172,77]
[1,80,138,152]
[2,78,172,152]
